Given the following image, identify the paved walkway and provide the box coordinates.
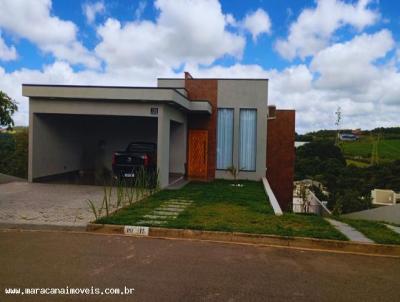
[166,179,190,190]
[0,173,24,184]
[137,198,193,225]
[0,181,112,228]
[343,204,400,225]
[325,218,374,243]
[385,224,400,235]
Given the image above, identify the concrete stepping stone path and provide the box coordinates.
[137,199,193,226]
[325,218,374,243]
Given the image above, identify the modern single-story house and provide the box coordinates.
[22,72,295,210]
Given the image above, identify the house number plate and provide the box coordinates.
[150,107,158,115]
[124,225,149,236]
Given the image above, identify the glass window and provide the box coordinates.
[239,109,257,171]
[217,108,234,169]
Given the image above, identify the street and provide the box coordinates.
[0,229,399,301]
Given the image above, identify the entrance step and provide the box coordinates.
[153,210,181,216]
[136,220,167,225]
[164,201,193,206]
[159,206,187,211]
[143,214,178,220]
[135,199,194,226]
[166,179,190,190]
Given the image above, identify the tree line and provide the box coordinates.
[295,141,400,214]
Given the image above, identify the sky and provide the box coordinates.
[0,0,399,133]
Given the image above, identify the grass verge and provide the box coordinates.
[98,180,347,241]
[339,218,400,245]
[345,159,370,168]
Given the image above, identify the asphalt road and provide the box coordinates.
[0,230,399,302]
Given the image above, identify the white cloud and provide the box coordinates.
[242,8,271,41]
[95,0,245,70]
[184,29,400,133]
[0,0,399,134]
[0,32,17,61]
[276,0,379,60]
[3,51,400,134]
[311,29,394,93]
[0,0,99,68]
[181,63,376,131]
[225,14,237,27]
[83,1,105,24]
[135,1,147,20]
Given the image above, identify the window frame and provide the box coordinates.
[238,108,257,172]
[216,107,235,171]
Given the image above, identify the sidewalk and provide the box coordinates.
[325,218,374,243]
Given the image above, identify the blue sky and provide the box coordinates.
[0,0,399,133]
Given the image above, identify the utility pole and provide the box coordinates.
[370,132,381,165]
[335,106,342,146]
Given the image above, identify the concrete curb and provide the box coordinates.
[0,222,86,232]
[87,223,400,258]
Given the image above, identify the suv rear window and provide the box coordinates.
[127,143,156,152]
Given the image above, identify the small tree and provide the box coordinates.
[298,183,310,213]
[227,165,239,182]
[0,91,18,129]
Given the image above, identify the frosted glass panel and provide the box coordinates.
[217,109,234,169]
[239,109,256,171]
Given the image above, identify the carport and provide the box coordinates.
[23,85,212,188]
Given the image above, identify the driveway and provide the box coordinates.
[0,181,106,228]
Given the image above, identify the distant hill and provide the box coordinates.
[296,127,400,142]
[341,138,400,163]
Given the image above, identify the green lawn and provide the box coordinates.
[342,138,400,162]
[345,159,370,168]
[98,180,347,241]
[339,218,400,245]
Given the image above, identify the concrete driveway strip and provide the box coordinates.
[325,218,374,243]
[0,182,107,228]
[0,230,399,302]
[386,224,400,235]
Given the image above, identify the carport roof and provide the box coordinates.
[22,84,212,114]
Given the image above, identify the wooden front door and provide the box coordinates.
[188,130,208,179]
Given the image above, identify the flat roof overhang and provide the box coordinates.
[22,84,212,114]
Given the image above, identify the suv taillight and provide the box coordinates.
[142,154,149,166]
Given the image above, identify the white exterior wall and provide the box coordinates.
[215,80,268,181]
[372,189,397,205]
[28,98,187,188]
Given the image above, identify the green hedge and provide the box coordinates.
[0,128,28,178]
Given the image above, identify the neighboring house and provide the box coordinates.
[295,141,309,148]
[371,189,400,206]
[293,180,330,215]
[339,133,358,141]
[292,190,331,216]
[293,179,329,196]
[352,128,363,136]
[22,72,295,210]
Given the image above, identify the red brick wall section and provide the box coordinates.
[184,77,218,180]
[266,110,296,211]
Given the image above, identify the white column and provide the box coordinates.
[157,106,170,188]
[28,110,34,182]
